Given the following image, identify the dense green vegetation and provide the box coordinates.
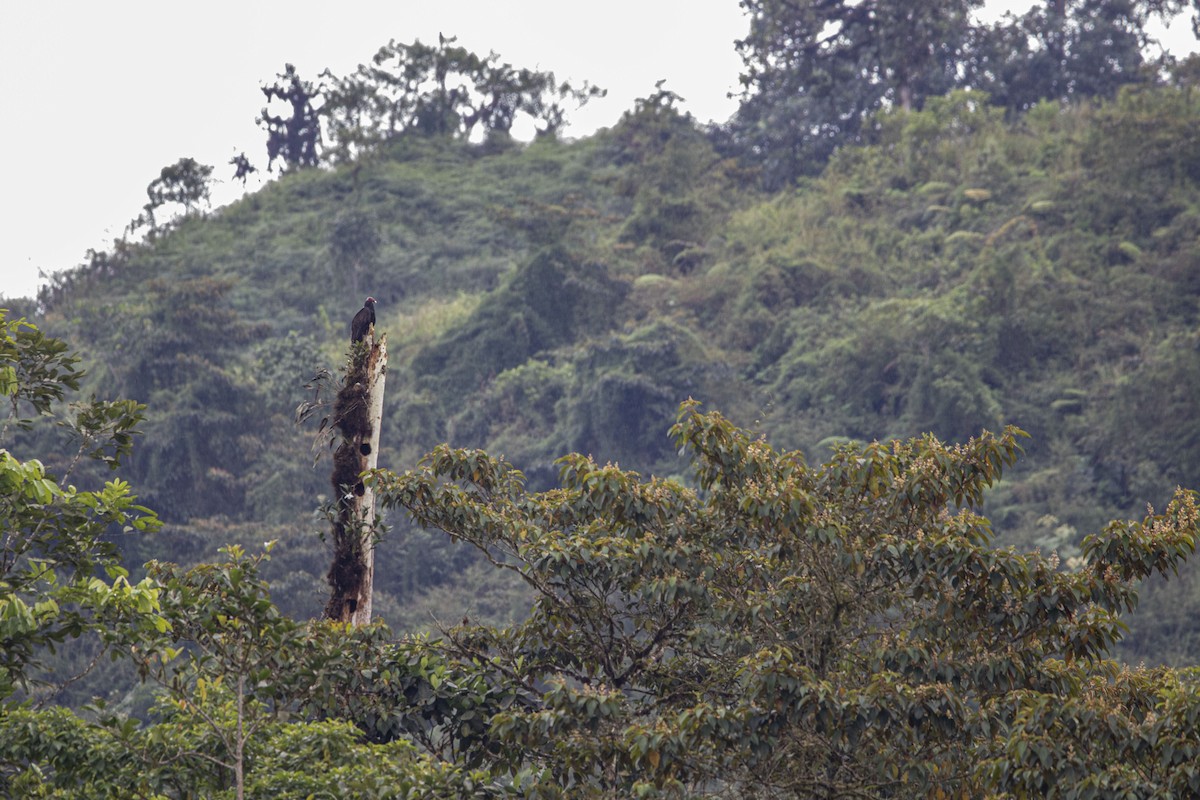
[6,3,1200,793]
[729,0,1198,186]
[23,75,1200,663]
[4,340,1200,795]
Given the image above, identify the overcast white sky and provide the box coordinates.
[1,1,1196,301]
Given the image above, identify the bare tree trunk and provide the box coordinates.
[325,333,387,625]
[351,336,385,626]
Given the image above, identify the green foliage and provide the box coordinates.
[0,311,83,436]
[328,207,382,298]
[14,32,1200,795]
[0,313,160,702]
[321,35,604,160]
[604,85,751,274]
[732,0,982,186]
[110,544,312,797]
[137,157,215,234]
[4,386,1200,796]
[105,278,270,521]
[368,403,1198,796]
[966,0,1192,114]
[3,545,517,797]
[559,319,716,469]
[411,245,626,406]
[258,64,321,171]
[729,0,1195,186]
[0,703,487,799]
[26,77,1200,667]
[444,358,572,479]
[710,83,1200,573]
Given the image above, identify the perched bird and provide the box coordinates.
[351,297,377,343]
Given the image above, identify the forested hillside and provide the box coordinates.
[19,77,1200,663]
[7,2,1200,795]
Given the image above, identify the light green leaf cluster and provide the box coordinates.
[0,312,160,703]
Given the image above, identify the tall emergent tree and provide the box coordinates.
[134,157,214,233]
[966,0,1200,112]
[320,35,604,161]
[733,0,983,187]
[732,0,1200,187]
[258,63,322,171]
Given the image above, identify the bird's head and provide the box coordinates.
[364,296,377,308]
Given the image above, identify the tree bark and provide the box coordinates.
[352,335,386,626]
[325,333,387,625]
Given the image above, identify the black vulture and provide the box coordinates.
[351,297,377,343]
